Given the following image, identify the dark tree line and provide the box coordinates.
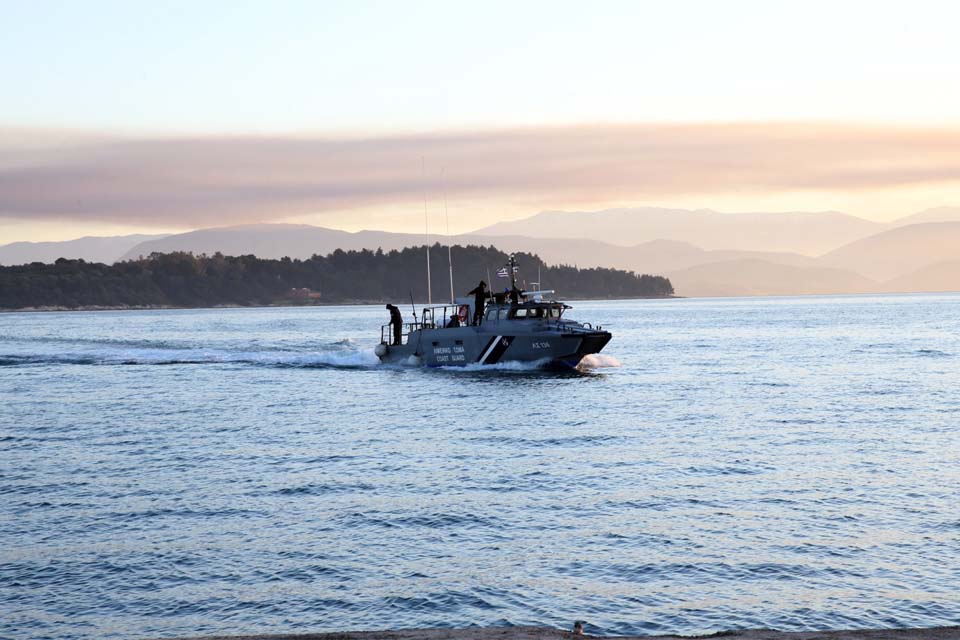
[0,244,673,309]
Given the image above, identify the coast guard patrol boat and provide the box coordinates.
[374,255,612,369]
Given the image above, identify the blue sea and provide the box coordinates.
[2,294,959,639]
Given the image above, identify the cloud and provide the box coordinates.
[2,122,960,227]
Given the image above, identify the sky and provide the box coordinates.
[2,0,960,242]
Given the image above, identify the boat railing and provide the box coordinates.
[556,320,600,334]
[421,304,470,329]
[380,322,422,346]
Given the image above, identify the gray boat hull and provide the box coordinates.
[377,324,612,369]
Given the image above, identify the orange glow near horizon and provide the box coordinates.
[2,122,960,243]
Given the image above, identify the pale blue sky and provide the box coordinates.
[3,0,959,133]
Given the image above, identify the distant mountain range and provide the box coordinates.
[892,206,960,226]
[3,206,960,297]
[112,225,820,274]
[662,220,960,296]
[820,221,960,281]
[473,206,960,255]
[0,234,169,266]
[666,259,879,298]
[474,207,888,255]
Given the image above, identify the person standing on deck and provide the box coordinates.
[385,304,403,345]
[467,281,488,325]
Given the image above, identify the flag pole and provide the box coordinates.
[422,157,432,305]
[443,168,454,304]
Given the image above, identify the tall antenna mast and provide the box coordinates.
[422,157,432,305]
[443,168,454,304]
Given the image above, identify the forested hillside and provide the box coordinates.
[0,244,673,309]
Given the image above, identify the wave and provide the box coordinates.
[914,348,952,358]
[0,349,612,373]
[442,355,620,373]
[578,353,621,368]
[1,333,362,353]
[0,334,193,350]
[446,357,554,372]
[251,350,381,368]
[0,347,381,369]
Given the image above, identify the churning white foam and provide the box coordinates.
[450,358,553,372]
[1,345,383,369]
[578,354,621,368]
[266,349,381,368]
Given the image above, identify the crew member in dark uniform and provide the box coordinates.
[385,303,403,345]
[467,280,488,325]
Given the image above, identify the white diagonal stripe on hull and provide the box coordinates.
[480,336,502,364]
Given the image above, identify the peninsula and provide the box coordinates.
[0,244,673,310]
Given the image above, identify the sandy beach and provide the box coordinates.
[168,625,960,640]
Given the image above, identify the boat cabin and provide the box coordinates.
[485,300,568,323]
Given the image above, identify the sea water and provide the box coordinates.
[1,294,959,639]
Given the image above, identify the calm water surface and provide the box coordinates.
[2,295,959,639]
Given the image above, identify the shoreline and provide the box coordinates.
[6,291,958,314]
[165,626,960,640]
[0,295,680,313]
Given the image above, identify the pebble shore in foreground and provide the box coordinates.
[168,625,960,640]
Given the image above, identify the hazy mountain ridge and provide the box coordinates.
[108,216,954,297]
[879,260,960,293]
[821,222,960,281]
[119,228,821,275]
[666,259,878,298]
[882,260,960,293]
[473,207,885,255]
[3,207,958,297]
[117,224,363,262]
[0,234,169,266]
[891,206,960,226]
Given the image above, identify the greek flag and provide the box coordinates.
[496,267,509,278]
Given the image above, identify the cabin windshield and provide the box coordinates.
[509,305,563,319]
